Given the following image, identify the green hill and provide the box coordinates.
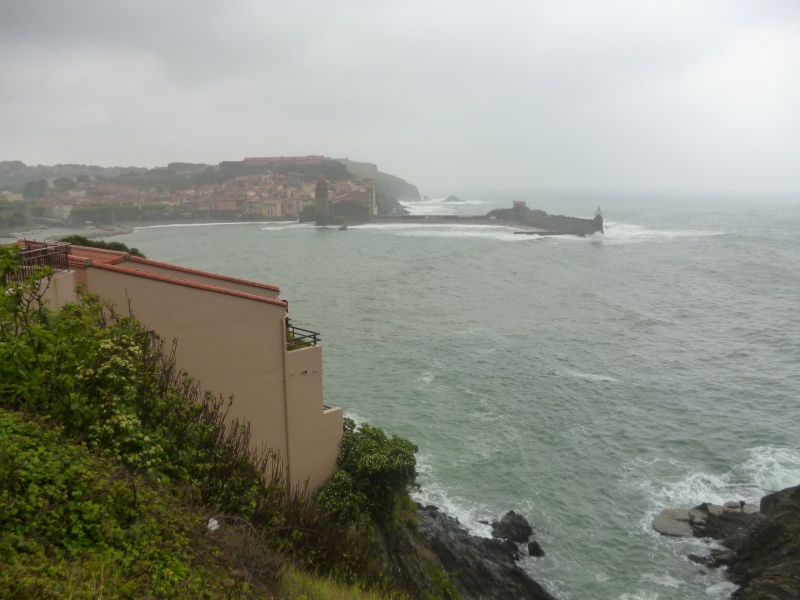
[0,244,455,600]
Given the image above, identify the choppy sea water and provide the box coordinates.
[115,194,800,600]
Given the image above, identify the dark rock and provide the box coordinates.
[709,549,737,567]
[690,502,759,546]
[688,553,713,567]
[725,485,800,599]
[478,519,489,525]
[416,503,555,600]
[491,510,534,543]
[656,485,800,600]
[528,540,545,557]
[443,195,462,203]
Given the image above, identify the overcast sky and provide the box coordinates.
[2,0,799,195]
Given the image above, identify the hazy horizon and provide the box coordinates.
[2,1,799,197]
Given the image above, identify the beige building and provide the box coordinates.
[16,240,343,491]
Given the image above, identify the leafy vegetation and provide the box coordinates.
[57,235,146,258]
[0,243,440,599]
[0,204,28,229]
[317,419,418,527]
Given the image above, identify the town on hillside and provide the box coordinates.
[0,156,410,228]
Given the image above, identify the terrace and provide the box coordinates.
[286,320,321,350]
[4,241,71,284]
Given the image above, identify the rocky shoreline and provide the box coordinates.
[652,484,800,599]
[416,504,555,600]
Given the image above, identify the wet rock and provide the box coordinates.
[709,549,737,567]
[528,540,546,557]
[690,502,758,543]
[652,508,694,537]
[416,503,555,600]
[688,553,713,567]
[654,485,800,600]
[491,510,534,543]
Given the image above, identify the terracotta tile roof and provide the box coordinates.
[68,246,128,265]
[127,256,280,292]
[71,245,284,306]
[18,240,285,307]
[91,262,287,307]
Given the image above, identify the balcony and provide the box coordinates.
[4,241,71,284]
[286,320,320,351]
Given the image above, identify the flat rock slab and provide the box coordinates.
[653,510,694,537]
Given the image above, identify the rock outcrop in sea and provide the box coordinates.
[416,504,555,600]
[652,484,800,599]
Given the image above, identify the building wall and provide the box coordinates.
[75,265,292,468]
[41,270,79,310]
[285,346,343,490]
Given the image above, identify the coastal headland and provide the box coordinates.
[652,485,800,598]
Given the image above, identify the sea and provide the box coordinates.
[111,194,799,600]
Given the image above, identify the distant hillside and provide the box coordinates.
[0,161,150,192]
[336,159,421,202]
[1,158,418,217]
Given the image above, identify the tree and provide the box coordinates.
[22,179,48,201]
[53,177,76,191]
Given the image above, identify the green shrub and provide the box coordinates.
[58,235,146,258]
[317,418,418,526]
[0,408,237,599]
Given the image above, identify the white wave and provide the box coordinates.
[342,410,367,427]
[562,369,619,383]
[260,222,309,230]
[705,582,740,597]
[601,222,725,243]
[413,452,495,538]
[617,593,661,600]
[631,445,800,531]
[397,228,533,242]
[135,221,285,230]
[403,198,493,216]
[355,222,534,242]
[640,572,684,588]
[736,446,800,493]
[416,371,434,385]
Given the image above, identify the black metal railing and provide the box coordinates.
[4,242,71,284]
[286,321,320,350]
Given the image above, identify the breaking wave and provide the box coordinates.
[561,369,619,383]
[135,221,272,229]
[601,222,725,243]
[627,445,800,530]
[354,223,532,242]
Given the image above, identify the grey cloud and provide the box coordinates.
[1,0,799,194]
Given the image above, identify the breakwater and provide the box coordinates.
[332,212,603,236]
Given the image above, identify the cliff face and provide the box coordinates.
[726,485,800,599]
[654,484,800,599]
[336,159,421,201]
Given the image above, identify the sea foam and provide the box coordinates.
[600,222,725,244]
